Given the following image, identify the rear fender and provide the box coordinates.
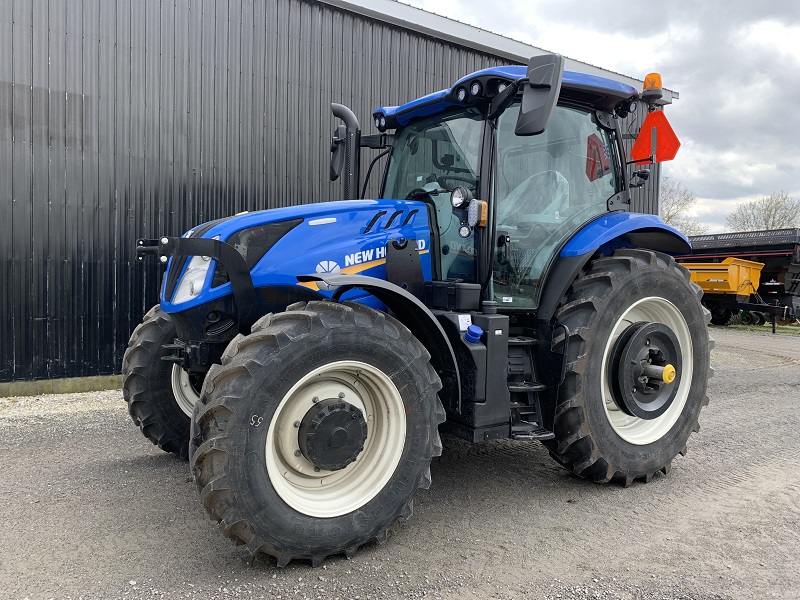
[538,212,691,322]
[298,273,461,411]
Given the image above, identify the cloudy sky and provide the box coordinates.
[399,0,800,232]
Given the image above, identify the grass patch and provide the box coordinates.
[711,322,800,335]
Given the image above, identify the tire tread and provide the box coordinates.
[546,250,712,485]
[122,306,190,459]
[190,301,444,566]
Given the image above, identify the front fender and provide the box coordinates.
[297,273,461,412]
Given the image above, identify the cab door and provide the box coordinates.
[491,103,620,309]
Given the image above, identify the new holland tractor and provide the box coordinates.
[123,54,712,566]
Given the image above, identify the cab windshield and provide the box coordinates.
[382,108,484,282]
[383,108,483,198]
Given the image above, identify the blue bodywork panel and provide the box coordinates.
[374,68,638,129]
[161,64,663,318]
[561,212,690,257]
[160,200,432,313]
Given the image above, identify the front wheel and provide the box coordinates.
[122,306,201,459]
[545,249,712,485]
[190,301,444,566]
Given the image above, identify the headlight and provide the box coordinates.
[172,255,213,304]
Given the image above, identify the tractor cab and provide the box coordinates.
[380,92,622,309]
[336,54,666,313]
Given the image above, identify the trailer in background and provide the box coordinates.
[678,229,800,329]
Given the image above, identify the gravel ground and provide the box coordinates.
[1,327,798,599]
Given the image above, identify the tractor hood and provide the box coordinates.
[160,199,432,312]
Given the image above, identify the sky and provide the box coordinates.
[398,0,800,232]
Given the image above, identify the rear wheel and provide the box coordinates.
[190,301,444,566]
[122,306,200,459]
[545,249,712,485]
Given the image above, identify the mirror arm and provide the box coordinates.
[487,77,527,120]
[360,148,391,200]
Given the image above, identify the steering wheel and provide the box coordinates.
[405,188,433,200]
[437,174,475,186]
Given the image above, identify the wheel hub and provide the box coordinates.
[610,322,682,420]
[298,399,368,471]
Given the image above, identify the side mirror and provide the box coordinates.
[497,233,511,266]
[515,53,564,136]
[330,124,346,181]
[629,168,650,188]
[330,103,361,199]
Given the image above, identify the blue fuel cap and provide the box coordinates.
[464,324,483,344]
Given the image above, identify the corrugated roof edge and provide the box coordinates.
[317,0,678,103]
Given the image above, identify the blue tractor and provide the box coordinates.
[124,54,711,566]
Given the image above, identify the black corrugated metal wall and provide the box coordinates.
[0,0,515,381]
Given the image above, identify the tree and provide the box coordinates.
[725,191,800,232]
[659,176,708,236]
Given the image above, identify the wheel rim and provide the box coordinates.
[265,360,406,518]
[601,297,693,445]
[171,365,201,418]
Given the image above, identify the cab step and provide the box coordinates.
[508,335,537,346]
[508,381,547,393]
[511,425,555,441]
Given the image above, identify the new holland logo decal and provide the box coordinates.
[299,241,428,292]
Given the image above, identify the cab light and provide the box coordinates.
[450,186,472,209]
[468,200,488,228]
[642,72,663,104]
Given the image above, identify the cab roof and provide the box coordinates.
[373,65,638,131]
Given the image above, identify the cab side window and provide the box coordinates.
[492,104,618,308]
